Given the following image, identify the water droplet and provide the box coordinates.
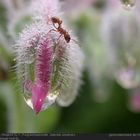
[115,67,140,89]
[42,90,59,110]
[120,0,136,10]
[13,58,16,62]
[23,90,59,112]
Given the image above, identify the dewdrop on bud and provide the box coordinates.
[120,0,136,10]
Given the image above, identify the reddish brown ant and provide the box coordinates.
[48,17,71,43]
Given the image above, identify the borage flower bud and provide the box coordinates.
[101,0,140,89]
[15,20,84,114]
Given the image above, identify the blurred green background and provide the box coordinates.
[0,0,140,133]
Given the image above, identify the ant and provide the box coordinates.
[48,17,71,43]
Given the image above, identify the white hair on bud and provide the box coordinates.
[31,0,62,22]
[56,37,85,107]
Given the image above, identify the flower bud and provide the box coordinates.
[15,0,84,113]
[102,0,140,89]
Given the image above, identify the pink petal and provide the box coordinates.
[32,82,48,114]
[31,39,52,114]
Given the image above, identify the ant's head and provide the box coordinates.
[51,17,59,23]
[65,33,71,43]
[51,17,62,27]
[51,17,62,29]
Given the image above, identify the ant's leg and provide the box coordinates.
[46,29,58,44]
[71,39,80,46]
[57,34,63,41]
[54,35,62,52]
[47,29,57,36]
[56,34,63,44]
